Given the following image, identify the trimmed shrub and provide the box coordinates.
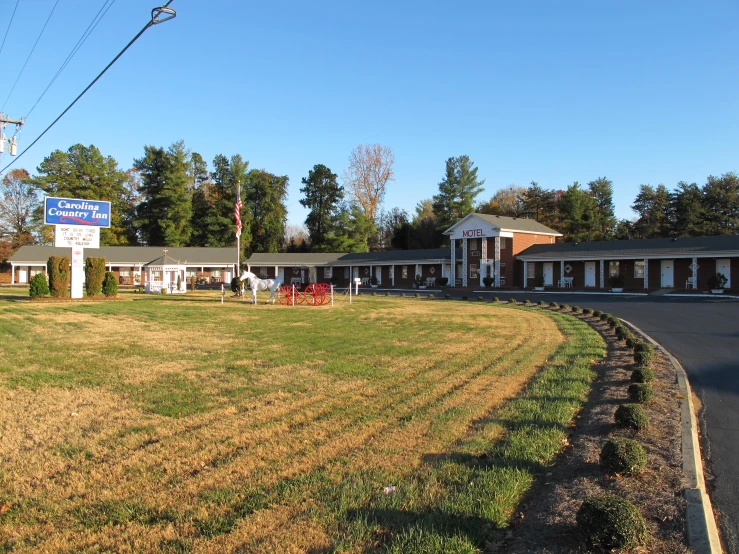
[538,300,546,306]
[84,257,106,297]
[523,299,531,305]
[493,297,499,302]
[401,293,406,297]
[561,303,570,310]
[631,367,655,383]
[599,312,610,321]
[634,342,654,355]
[508,298,516,304]
[29,273,50,299]
[372,291,377,296]
[628,383,654,403]
[102,272,118,297]
[600,437,648,475]
[577,496,648,550]
[615,326,632,341]
[478,296,484,301]
[625,336,637,349]
[606,316,619,328]
[385,291,391,296]
[634,350,654,367]
[461,295,468,301]
[593,310,602,318]
[582,307,592,315]
[572,305,581,313]
[549,301,559,308]
[160,288,168,295]
[615,404,649,431]
[47,256,71,297]
[428,293,434,298]
[414,293,420,298]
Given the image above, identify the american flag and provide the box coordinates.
[234,184,243,238]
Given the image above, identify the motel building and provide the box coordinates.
[8,214,739,294]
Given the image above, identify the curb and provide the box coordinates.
[620,318,723,554]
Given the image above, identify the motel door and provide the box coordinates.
[542,263,553,286]
[717,259,731,288]
[376,267,382,285]
[18,268,27,283]
[661,260,674,288]
[584,262,596,287]
[277,268,285,283]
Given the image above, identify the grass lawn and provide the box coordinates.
[0,289,604,553]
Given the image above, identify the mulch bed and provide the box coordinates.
[502,311,689,553]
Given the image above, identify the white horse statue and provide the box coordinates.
[240,270,281,304]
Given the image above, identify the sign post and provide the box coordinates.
[44,197,111,299]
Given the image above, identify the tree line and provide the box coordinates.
[1,141,737,264]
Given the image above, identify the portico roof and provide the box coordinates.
[247,248,460,267]
[443,213,561,237]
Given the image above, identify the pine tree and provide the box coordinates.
[432,155,485,233]
[669,182,705,237]
[244,169,288,254]
[587,177,616,240]
[631,184,671,238]
[702,172,739,235]
[557,182,597,242]
[299,164,344,251]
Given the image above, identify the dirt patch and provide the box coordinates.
[503,313,688,553]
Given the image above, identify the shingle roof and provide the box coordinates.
[518,235,739,260]
[9,246,238,265]
[444,213,561,236]
[247,248,458,266]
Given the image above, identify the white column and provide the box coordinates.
[494,237,501,288]
[523,260,528,287]
[10,263,14,284]
[560,261,565,288]
[644,259,649,289]
[600,260,605,289]
[391,264,395,286]
[450,240,456,286]
[480,238,488,287]
[692,257,698,288]
[274,265,278,278]
[462,238,468,287]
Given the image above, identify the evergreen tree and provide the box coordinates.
[702,172,739,235]
[244,169,288,254]
[30,144,130,245]
[134,141,193,246]
[557,182,597,242]
[631,184,671,238]
[432,155,485,233]
[299,164,344,251]
[587,177,616,240]
[669,182,705,237]
[521,181,555,223]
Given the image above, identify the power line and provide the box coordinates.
[0,0,60,112]
[0,2,176,174]
[0,0,21,59]
[25,0,118,120]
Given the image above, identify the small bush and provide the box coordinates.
[628,383,654,403]
[372,291,377,296]
[29,273,50,299]
[561,303,570,310]
[572,305,581,313]
[577,496,648,550]
[461,295,468,301]
[593,310,602,318]
[606,316,618,328]
[478,296,484,301]
[600,437,648,475]
[634,350,654,367]
[493,297,499,302]
[615,404,649,431]
[550,301,559,308]
[415,293,420,298]
[523,299,531,305]
[625,337,637,349]
[428,293,434,298]
[634,342,654,355]
[615,326,632,341]
[582,307,592,315]
[84,257,106,297]
[599,312,610,321]
[160,288,168,295]
[385,291,391,296]
[538,300,546,306]
[631,367,655,383]
[401,293,406,297]
[102,272,118,297]
[508,298,517,304]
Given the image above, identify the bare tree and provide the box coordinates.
[343,144,395,222]
[0,169,39,258]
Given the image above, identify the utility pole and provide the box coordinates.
[0,113,24,157]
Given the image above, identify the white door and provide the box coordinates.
[584,262,596,287]
[376,266,382,285]
[542,263,553,286]
[277,268,285,283]
[224,270,232,283]
[18,268,27,283]
[717,259,731,288]
[661,260,674,288]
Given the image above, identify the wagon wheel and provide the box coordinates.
[313,283,331,305]
[277,285,295,306]
[304,283,328,306]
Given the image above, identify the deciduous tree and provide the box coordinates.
[343,144,394,222]
[0,169,38,260]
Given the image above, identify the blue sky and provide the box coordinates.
[1,0,737,227]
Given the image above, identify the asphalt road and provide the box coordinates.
[461,291,739,552]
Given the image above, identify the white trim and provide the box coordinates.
[518,251,739,262]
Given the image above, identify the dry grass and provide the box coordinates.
[0,294,580,552]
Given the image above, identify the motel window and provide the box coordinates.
[402,266,408,279]
[634,261,645,279]
[469,238,478,250]
[212,269,222,277]
[324,267,331,278]
[470,264,478,279]
[186,269,197,277]
[527,262,535,279]
[609,261,619,277]
[500,237,507,249]
[120,269,130,277]
[153,270,162,278]
[344,267,350,279]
